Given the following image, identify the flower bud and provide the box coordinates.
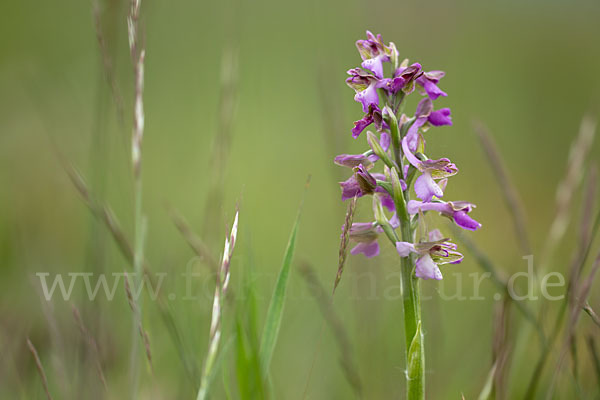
[354,164,377,195]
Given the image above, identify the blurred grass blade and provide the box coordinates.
[207,336,235,398]
[544,250,600,399]
[491,298,511,400]
[473,121,531,255]
[477,362,497,400]
[201,47,239,246]
[166,204,219,272]
[299,261,363,396]
[61,161,198,384]
[259,205,302,376]
[72,306,108,390]
[583,302,600,328]
[26,339,53,400]
[236,317,265,399]
[567,165,598,301]
[587,336,600,391]
[236,235,265,400]
[451,224,545,344]
[540,116,596,273]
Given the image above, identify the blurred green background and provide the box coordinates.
[1,0,600,398]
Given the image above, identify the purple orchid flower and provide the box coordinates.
[355,31,395,62]
[407,200,482,231]
[395,229,463,280]
[351,104,384,138]
[347,212,401,258]
[355,82,379,112]
[338,31,481,285]
[416,70,447,100]
[339,164,376,200]
[378,63,422,95]
[362,55,385,79]
[404,97,453,151]
[346,68,380,113]
[334,153,376,169]
[351,105,382,138]
[338,164,402,213]
[348,222,381,258]
[402,136,458,202]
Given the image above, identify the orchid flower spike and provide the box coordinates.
[334,30,480,279]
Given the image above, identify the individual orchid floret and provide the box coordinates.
[339,164,374,200]
[334,153,375,169]
[347,222,381,258]
[354,164,377,195]
[351,104,383,138]
[338,165,396,211]
[378,63,422,95]
[347,209,401,259]
[402,136,458,202]
[355,83,379,113]
[395,229,463,280]
[355,31,397,63]
[346,68,380,113]
[407,200,482,231]
[416,70,447,100]
[404,98,453,151]
[362,56,385,79]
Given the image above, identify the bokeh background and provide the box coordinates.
[1,0,600,398]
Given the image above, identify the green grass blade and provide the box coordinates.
[236,235,266,399]
[236,317,265,400]
[259,210,301,377]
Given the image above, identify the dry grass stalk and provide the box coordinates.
[166,204,219,272]
[202,47,239,242]
[587,335,600,389]
[546,249,600,398]
[91,0,124,123]
[451,225,544,342]
[127,0,146,393]
[578,164,598,248]
[124,277,154,377]
[333,195,357,294]
[473,121,531,255]
[491,297,511,400]
[583,302,600,328]
[541,116,596,273]
[29,275,69,397]
[26,339,53,400]
[63,160,136,266]
[71,305,108,389]
[566,164,598,300]
[525,207,600,398]
[60,152,197,383]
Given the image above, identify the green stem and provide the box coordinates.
[129,176,144,399]
[385,97,425,399]
[390,162,424,399]
[400,213,424,399]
